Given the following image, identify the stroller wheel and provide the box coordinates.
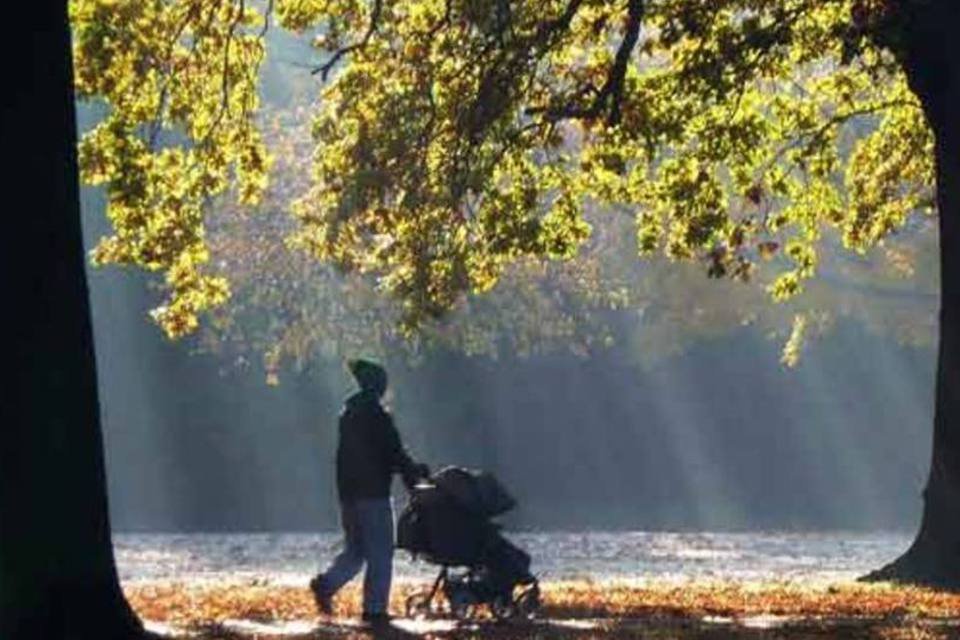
[405,589,435,620]
[449,598,475,620]
[445,584,477,620]
[490,595,517,621]
[513,583,540,619]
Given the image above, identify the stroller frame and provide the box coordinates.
[405,564,540,621]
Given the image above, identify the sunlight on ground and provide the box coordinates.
[127,579,960,638]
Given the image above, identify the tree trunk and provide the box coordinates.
[865,0,960,588]
[0,2,144,638]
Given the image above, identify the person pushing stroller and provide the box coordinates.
[310,359,429,625]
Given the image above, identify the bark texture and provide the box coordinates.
[0,2,144,638]
[865,0,960,588]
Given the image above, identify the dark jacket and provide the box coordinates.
[336,390,421,502]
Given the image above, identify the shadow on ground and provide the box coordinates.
[152,614,960,639]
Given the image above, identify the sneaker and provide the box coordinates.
[361,612,393,627]
[309,576,333,615]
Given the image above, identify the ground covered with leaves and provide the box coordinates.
[126,579,960,638]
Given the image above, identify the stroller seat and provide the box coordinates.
[397,466,539,620]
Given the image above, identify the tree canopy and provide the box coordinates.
[200,95,937,378]
[70,0,934,351]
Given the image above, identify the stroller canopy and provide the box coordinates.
[429,466,517,519]
[398,466,529,574]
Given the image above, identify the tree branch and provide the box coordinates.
[259,0,274,39]
[149,1,206,148]
[537,0,588,40]
[530,0,645,126]
[200,0,246,143]
[762,99,919,176]
[312,0,383,80]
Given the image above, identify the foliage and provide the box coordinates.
[71,0,270,336]
[126,578,960,636]
[198,85,739,372]
[71,0,935,344]
[201,93,936,376]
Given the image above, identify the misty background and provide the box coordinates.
[76,28,937,535]
[80,195,935,533]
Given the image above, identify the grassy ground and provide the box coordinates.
[127,579,960,639]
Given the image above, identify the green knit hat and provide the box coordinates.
[347,358,388,395]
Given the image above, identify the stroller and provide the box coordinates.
[397,466,540,621]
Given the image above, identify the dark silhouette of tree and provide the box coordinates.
[863,0,960,587]
[0,2,144,637]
